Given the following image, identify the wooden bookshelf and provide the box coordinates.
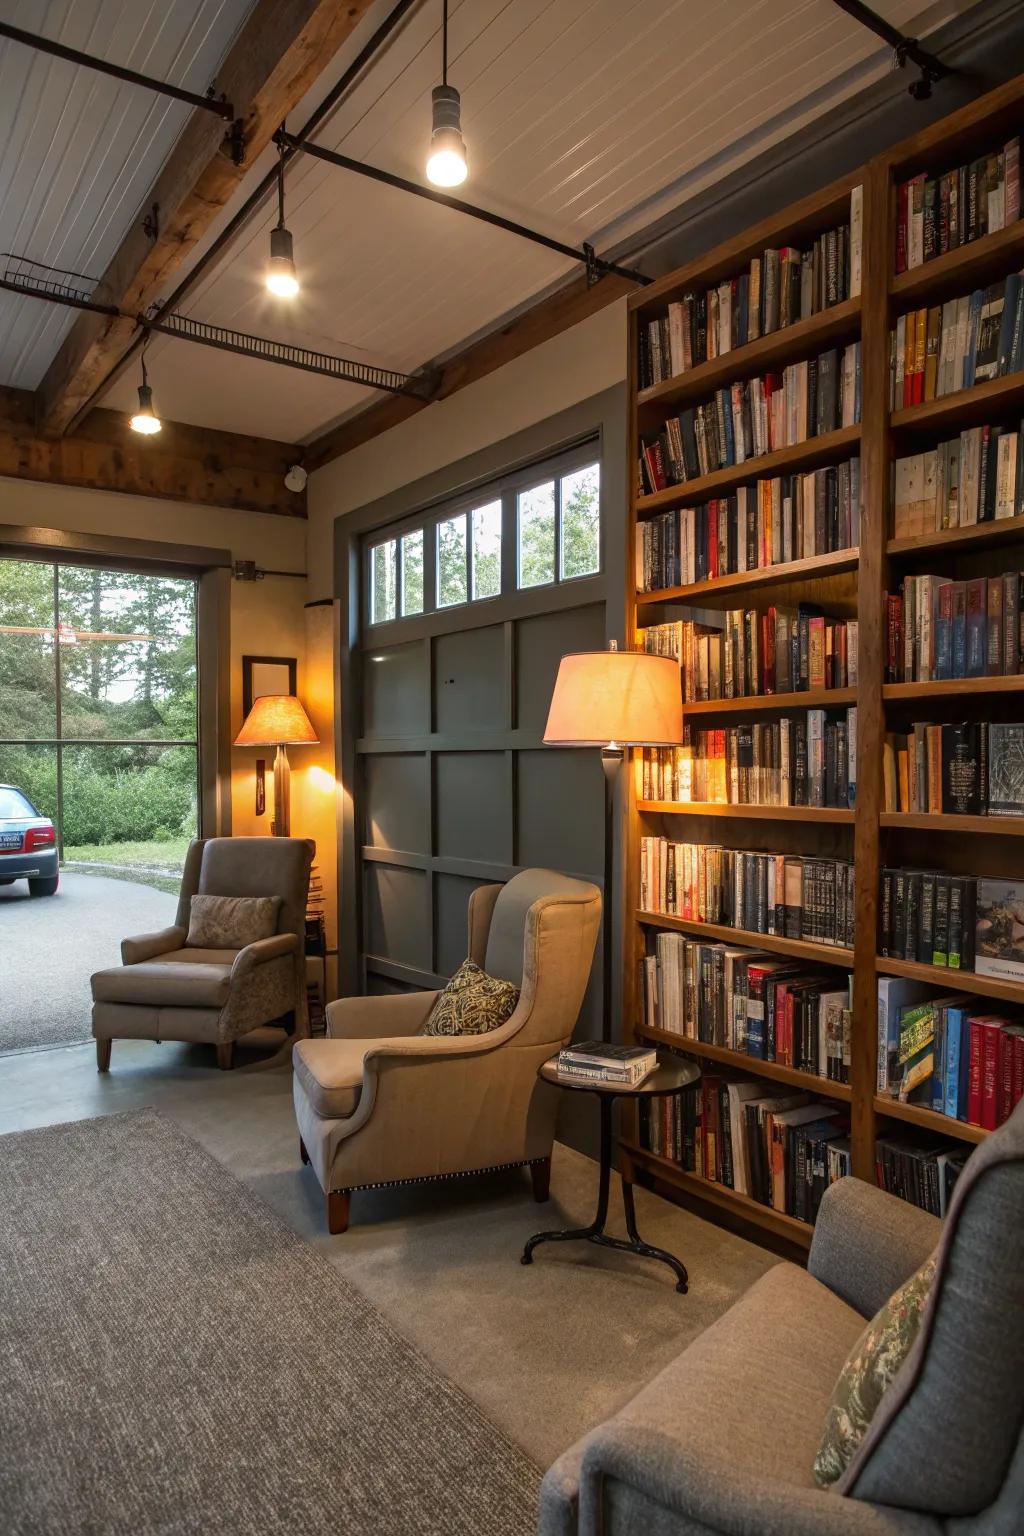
[622,80,1024,1252]
[637,1022,854,1102]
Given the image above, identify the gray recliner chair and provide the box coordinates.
[90,836,313,1072]
[540,1099,1024,1536]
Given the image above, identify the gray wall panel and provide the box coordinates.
[434,625,505,734]
[364,753,429,853]
[435,751,509,864]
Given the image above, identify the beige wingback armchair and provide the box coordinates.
[90,836,313,1072]
[292,868,602,1233]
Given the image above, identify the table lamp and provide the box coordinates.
[234,694,319,836]
[544,640,683,1039]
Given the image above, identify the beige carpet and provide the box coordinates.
[0,1038,780,1467]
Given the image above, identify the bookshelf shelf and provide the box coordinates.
[876,955,1024,1007]
[890,369,1024,435]
[635,424,861,516]
[637,298,861,414]
[886,513,1024,558]
[672,687,857,716]
[637,909,854,968]
[621,1140,815,1249]
[873,1095,988,1145]
[880,812,1024,836]
[890,219,1024,305]
[639,801,855,823]
[636,547,859,606]
[883,676,1024,701]
[637,1022,854,1101]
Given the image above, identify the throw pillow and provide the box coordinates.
[813,1250,938,1487]
[186,894,281,950]
[421,959,519,1037]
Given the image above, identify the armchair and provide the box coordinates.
[539,1099,1024,1536]
[90,836,313,1072]
[292,868,602,1233]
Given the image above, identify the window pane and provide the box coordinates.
[560,463,601,579]
[401,530,424,616]
[437,515,468,608]
[0,557,56,740]
[517,482,555,589]
[370,540,397,624]
[471,500,502,600]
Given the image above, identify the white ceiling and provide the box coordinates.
[0,0,978,443]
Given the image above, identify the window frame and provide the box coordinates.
[363,438,602,632]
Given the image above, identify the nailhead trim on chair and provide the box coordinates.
[331,1156,548,1196]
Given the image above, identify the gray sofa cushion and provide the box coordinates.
[839,1098,1024,1516]
[91,955,233,1009]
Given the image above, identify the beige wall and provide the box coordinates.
[306,298,628,597]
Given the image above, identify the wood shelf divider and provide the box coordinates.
[677,686,857,716]
[637,1022,854,1101]
[880,812,1024,836]
[637,547,859,606]
[883,676,1024,701]
[635,425,861,517]
[639,801,854,823]
[887,513,1024,558]
[637,909,854,967]
[875,954,1024,1007]
[873,1095,988,1145]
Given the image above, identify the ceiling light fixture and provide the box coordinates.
[266,138,300,298]
[129,346,161,434]
[426,0,467,188]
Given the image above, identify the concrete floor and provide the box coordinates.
[0,872,176,1053]
[0,1038,780,1468]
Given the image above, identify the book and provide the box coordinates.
[558,1042,658,1084]
[975,878,1024,981]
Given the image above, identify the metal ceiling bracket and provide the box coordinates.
[142,204,160,241]
[584,242,600,288]
[226,117,246,166]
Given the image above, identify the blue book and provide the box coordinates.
[935,599,952,680]
[957,1007,972,1122]
[964,291,984,389]
[944,1007,963,1118]
[720,389,735,466]
[951,582,967,678]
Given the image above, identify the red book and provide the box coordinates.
[998,1025,1015,1126]
[1010,1026,1024,1111]
[708,503,719,580]
[702,1075,721,1182]
[762,611,776,694]
[975,1017,1007,1131]
[967,1016,985,1126]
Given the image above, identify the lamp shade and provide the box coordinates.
[544,649,682,747]
[234,694,319,747]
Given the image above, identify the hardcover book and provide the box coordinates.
[975,877,1024,980]
[986,722,1024,816]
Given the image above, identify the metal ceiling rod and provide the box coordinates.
[0,22,236,120]
[830,0,951,99]
[274,129,651,287]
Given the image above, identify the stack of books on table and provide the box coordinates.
[556,1042,659,1086]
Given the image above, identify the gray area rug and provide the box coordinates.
[0,1110,541,1535]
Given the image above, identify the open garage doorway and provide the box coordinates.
[0,556,199,1054]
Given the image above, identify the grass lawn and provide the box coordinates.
[63,836,191,895]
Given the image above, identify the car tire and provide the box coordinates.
[28,875,59,897]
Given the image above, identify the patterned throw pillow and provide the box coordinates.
[186,894,281,950]
[421,960,519,1037]
[813,1251,938,1487]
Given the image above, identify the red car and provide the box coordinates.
[0,785,59,896]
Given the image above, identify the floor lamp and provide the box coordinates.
[234,694,319,836]
[543,641,683,1041]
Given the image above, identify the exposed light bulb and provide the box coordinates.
[129,381,161,435]
[427,84,467,188]
[266,224,299,298]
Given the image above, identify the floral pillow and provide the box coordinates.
[813,1251,937,1487]
[420,960,519,1037]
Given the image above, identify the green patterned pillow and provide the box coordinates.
[813,1251,938,1487]
[420,960,519,1037]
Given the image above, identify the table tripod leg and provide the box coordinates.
[522,1095,613,1264]
[621,1176,689,1293]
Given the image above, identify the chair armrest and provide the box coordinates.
[326,990,440,1039]
[121,926,186,964]
[808,1177,942,1319]
[230,932,299,979]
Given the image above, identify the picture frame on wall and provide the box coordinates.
[242,654,297,716]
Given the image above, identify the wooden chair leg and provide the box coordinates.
[96,1038,111,1073]
[327,1191,350,1234]
[216,1041,234,1071]
[299,1138,310,1165]
[530,1156,552,1202]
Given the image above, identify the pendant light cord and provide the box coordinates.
[140,339,149,389]
[442,0,448,86]
[276,136,287,230]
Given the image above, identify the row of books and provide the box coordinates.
[635,460,860,589]
[637,710,857,809]
[882,720,1024,817]
[895,140,1020,273]
[890,273,1024,409]
[637,1081,848,1223]
[638,838,855,949]
[875,1135,965,1218]
[640,933,852,1080]
[640,607,858,701]
[638,343,861,495]
[639,190,862,389]
[879,869,1024,983]
[877,977,1023,1128]
[892,423,1024,538]
[884,572,1024,682]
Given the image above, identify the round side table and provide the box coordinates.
[521,1051,700,1293]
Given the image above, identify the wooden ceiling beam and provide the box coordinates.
[35,0,376,439]
[0,387,305,518]
[305,268,634,470]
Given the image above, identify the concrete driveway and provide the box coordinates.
[0,871,177,1054]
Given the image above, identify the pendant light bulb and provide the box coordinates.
[266,140,300,298]
[129,352,161,435]
[426,3,467,188]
